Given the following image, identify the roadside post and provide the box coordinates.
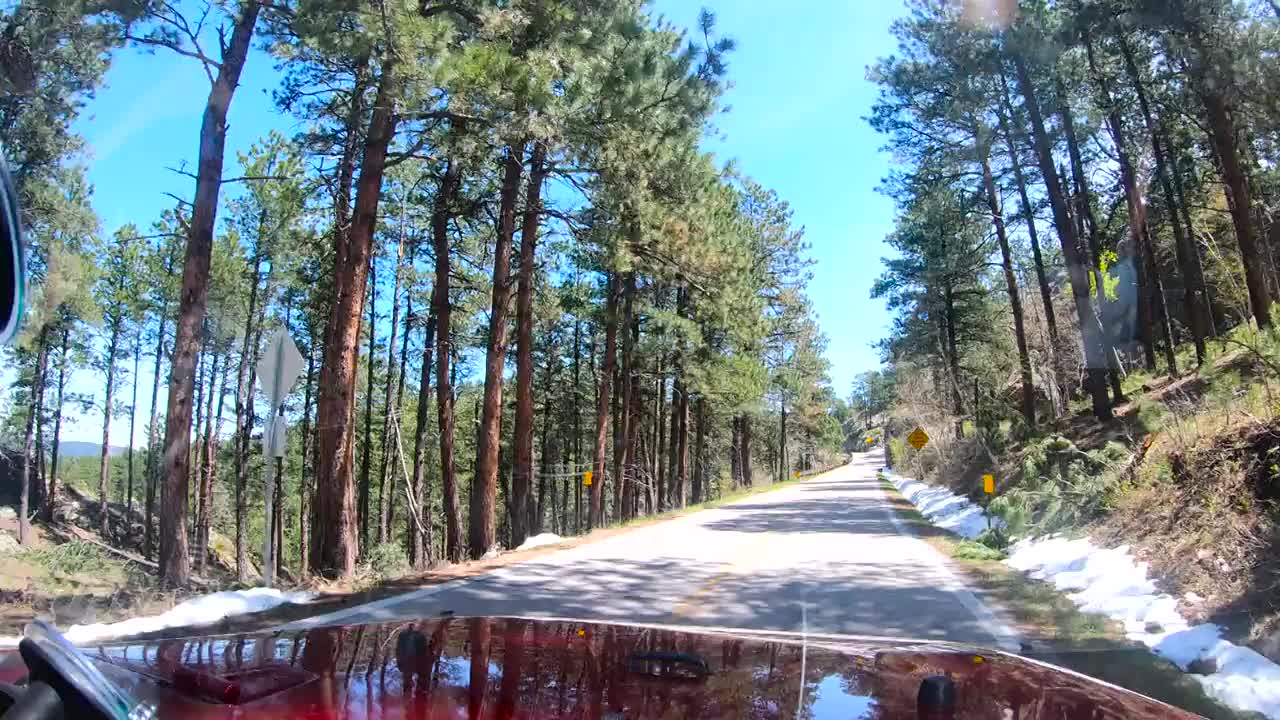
[256,329,304,588]
[982,473,995,530]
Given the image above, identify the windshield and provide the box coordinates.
[2,0,1279,718]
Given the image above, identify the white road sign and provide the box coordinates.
[257,329,304,408]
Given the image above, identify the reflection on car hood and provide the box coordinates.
[0,616,1202,719]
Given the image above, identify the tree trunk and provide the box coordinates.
[376,232,406,549]
[313,58,399,578]
[299,343,315,581]
[46,326,69,523]
[433,141,464,564]
[1191,48,1270,327]
[536,348,555,534]
[358,254,376,551]
[410,312,437,568]
[194,348,221,570]
[1010,48,1112,420]
[691,397,706,504]
[730,416,741,490]
[611,272,636,522]
[471,142,526,558]
[571,313,582,533]
[589,273,621,528]
[158,0,260,585]
[512,142,547,548]
[740,415,753,487]
[778,394,788,483]
[1117,34,1208,364]
[98,325,121,540]
[654,371,667,511]
[19,326,49,544]
[997,72,1063,414]
[624,302,641,519]
[125,338,141,534]
[975,123,1035,425]
[388,263,413,542]
[1055,76,1128,403]
[232,252,265,582]
[1086,37,1177,378]
[144,313,167,556]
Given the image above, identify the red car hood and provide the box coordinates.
[0,617,1200,719]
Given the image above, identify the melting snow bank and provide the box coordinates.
[887,472,1003,539]
[516,533,565,551]
[1008,537,1280,718]
[886,469,1280,719]
[62,587,314,646]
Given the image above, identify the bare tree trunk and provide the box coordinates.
[358,254,376,551]
[612,271,635,522]
[1191,47,1270,327]
[46,326,69,523]
[193,348,220,570]
[571,312,582,533]
[433,141,464,563]
[158,1,259,584]
[126,338,141,534]
[299,343,315,581]
[691,397,706,504]
[512,142,547,548]
[1118,33,1209,364]
[975,122,1034,424]
[313,59,399,578]
[740,416,753,487]
[20,326,49,545]
[589,274,621,528]
[232,252,265,582]
[158,0,260,586]
[1010,48,1112,420]
[98,324,121,540]
[997,72,1064,414]
[409,312,437,568]
[377,242,402,545]
[472,142,526,558]
[144,313,167,556]
[1056,76,1127,402]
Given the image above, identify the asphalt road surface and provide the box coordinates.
[286,452,1018,650]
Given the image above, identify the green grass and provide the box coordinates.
[879,479,1247,720]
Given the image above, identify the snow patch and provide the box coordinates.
[888,472,1002,539]
[62,587,314,646]
[885,468,1280,719]
[516,533,565,551]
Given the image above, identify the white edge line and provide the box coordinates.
[877,473,1022,654]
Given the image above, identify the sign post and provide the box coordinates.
[256,329,304,587]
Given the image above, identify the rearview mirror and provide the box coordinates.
[0,161,25,345]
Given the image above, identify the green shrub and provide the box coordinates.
[991,436,1128,536]
[364,542,410,579]
[24,541,110,576]
[954,540,1007,561]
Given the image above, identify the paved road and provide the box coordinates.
[288,452,1017,650]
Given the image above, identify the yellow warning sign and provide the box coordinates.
[982,474,994,494]
[583,471,593,486]
[907,427,929,450]
[793,470,801,479]
[866,436,874,444]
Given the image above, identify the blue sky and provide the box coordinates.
[57,0,903,445]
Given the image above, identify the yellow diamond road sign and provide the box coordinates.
[907,427,929,450]
[982,474,995,494]
[583,471,593,486]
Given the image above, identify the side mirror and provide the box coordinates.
[0,162,25,345]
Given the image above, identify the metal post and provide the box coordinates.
[262,405,281,587]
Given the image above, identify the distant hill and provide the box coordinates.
[56,441,127,459]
